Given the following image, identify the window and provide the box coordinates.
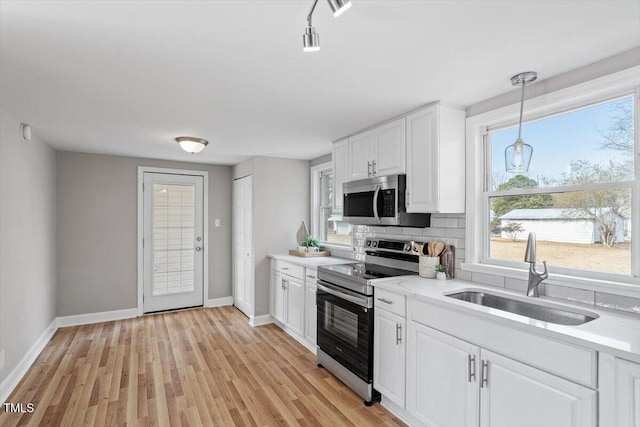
[486,96,635,276]
[465,71,639,288]
[311,162,352,247]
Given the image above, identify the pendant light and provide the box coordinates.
[302,0,351,52]
[175,137,209,154]
[505,71,537,173]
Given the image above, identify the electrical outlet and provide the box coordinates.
[214,219,221,227]
[0,350,5,370]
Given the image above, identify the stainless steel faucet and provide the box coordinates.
[524,232,548,297]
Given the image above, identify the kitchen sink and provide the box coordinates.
[446,291,599,325]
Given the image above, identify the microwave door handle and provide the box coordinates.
[373,185,381,224]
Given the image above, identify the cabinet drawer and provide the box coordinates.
[375,288,406,317]
[305,268,318,285]
[274,260,304,280]
[410,299,597,388]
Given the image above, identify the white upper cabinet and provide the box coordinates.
[373,118,406,176]
[332,138,349,212]
[348,130,375,180]
[347,118,406,181]
[406,103,466,213]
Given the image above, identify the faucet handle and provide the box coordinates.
[540,261,549,280]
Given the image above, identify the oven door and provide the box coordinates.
[316,281,374,383]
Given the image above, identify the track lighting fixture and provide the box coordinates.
[302,0,351,52]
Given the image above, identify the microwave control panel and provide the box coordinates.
[381,190,395,217]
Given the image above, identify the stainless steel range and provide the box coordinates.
[316,238,420,405]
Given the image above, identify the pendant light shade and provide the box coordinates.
[505,71,537,173]
[303,26,320,52]
[175,137,208,154]
[327,0,351,17]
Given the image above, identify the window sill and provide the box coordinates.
[461,262,640,298]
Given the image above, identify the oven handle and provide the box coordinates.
[317,282,369,308]
[373,184,381,224]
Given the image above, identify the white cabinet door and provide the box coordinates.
[285,276,304,336]
[374,308,406,408]
[305,285,317,345]
[480,349,596,427]
[406,105,439,213]
[407,322,479,427]
[374,118,406,176]
[349,131,374,180]
[332,138,349,212]
[599,354,640,427]
[270,270,285,323]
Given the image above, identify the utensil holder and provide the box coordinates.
[419,256,439,278]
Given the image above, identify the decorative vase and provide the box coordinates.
[419,256,439,278]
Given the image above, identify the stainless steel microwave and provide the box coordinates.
[342,174,430,227]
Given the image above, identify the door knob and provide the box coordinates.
[195,247,202,252]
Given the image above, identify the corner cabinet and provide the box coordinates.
[332,138,349,212]
[405,104,466,213]
[348,118,406,181]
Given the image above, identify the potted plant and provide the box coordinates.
[435,264,447,280]
[304,236,321,253]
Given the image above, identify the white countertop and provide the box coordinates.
[268,253,355,268]
[373,275,640,364]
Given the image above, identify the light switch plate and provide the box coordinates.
[214,219,220,227]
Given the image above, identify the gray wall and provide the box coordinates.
[56,151,232,316]
[233,156,310,317]
[0,108,57,385]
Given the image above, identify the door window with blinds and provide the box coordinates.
[152,183,196,295]
[142,171,204,313]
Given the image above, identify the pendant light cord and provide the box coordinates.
[307,0,319,26]
[517,80,526,140]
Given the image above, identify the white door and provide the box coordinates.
[480,349,596,427]
[143,173,204,313]
[233,175,253,317]
[374,308,406,407]
[407,322,479,427]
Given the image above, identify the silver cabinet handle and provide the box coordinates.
[283,278,288,290]
[367,161,372,177]
[396,323,402,345]
[377,298,393,305]
[281,277,285,290]
[468,354,476,382]
[372,160,377,175]
[282,267,289,270]
[481,360,489,388]
[306,275,316,279]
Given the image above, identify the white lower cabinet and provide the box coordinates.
[479,349,596,427]
[374,308,406,407]
[271,270,286,323]
[599,353,640,427]
[406,322,479,427]
[285,276,304,336]
[405,322,596,427]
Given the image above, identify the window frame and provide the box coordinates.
[464,67,640,296]
[310,161,353,249]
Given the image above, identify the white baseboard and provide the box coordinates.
[0,319,57,404]
[249,314,274,327]
[205,296,233,308]
[56,308,138,328]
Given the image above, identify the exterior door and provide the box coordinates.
[233,175,253,317]
[143,172,204,313]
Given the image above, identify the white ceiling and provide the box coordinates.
[1,1,638,165]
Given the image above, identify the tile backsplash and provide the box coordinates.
[343,213,639,315]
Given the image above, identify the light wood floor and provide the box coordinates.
[1,306,404,426]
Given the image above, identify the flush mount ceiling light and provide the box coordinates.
[303,0,352,52]
[505,71,537,173]
[175,136,209,154]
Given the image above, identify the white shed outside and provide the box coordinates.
[499,209,626,244]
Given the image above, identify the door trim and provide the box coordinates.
[137,166,209,317]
